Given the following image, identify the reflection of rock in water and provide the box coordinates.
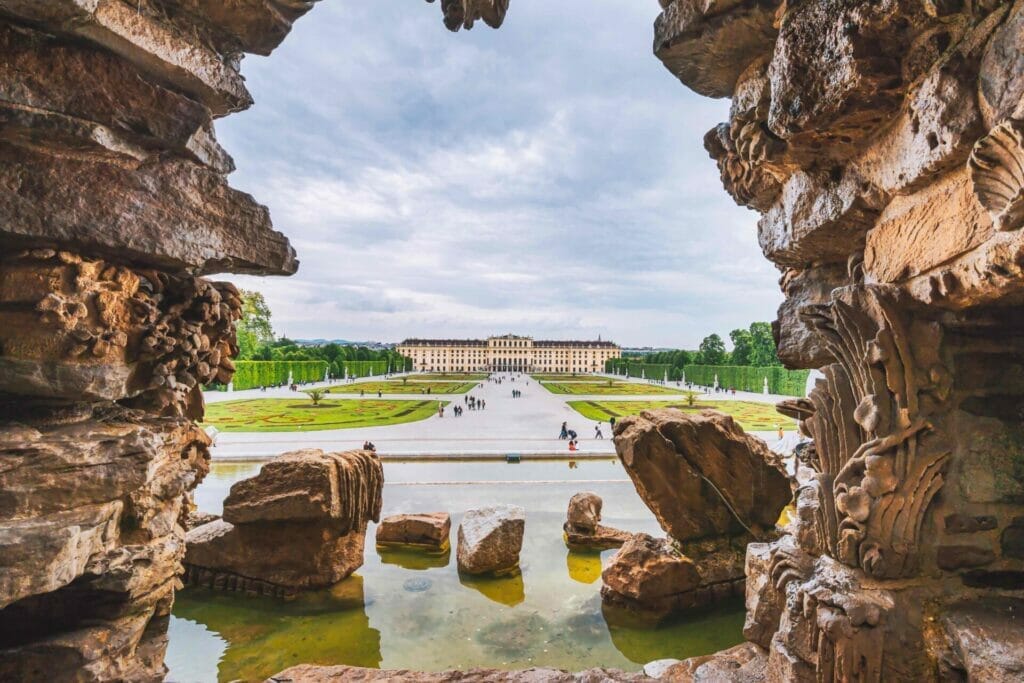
[565,550,602,584]
[476,612,549,657]
[458,570,525,607]
[403,578,433,592]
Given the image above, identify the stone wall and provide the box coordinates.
[657,0,1024,680]
[0,0,317,679]
[0,2,507,680]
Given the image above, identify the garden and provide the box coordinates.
[568,400,796,432]
[328,380,478,395]
[201,399,446,432]
[540,381,691,396]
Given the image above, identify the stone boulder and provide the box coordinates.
[563,492,631,551]
[614,409,791,542]
[601,534,708,621]
[375,513,451,551]
[456,505,525,576]
[184,449,382,595]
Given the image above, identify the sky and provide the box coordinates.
[217,0,782,349]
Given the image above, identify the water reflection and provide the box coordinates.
[172,575,383,680]
[565,551,602,584]
[166,459,744,680]
[377,546,451,571]
[458,570,526,607]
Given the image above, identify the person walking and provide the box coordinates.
[595,424,604,439]
[559,422,568,440]
[609,416,616,432]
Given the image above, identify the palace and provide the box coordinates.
[397,334,621,373]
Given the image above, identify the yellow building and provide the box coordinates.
[397,334,621,373]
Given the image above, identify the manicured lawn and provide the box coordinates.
[568,400,796,432]
[327,381,477,395]
[529,374,605,382]
[202,399,447,432]
[541,381,691,396]
[404,373,488,381]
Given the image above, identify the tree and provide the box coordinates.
[305,388,326,406]
[698,334,727,365]
[748,322,779,366]
[237,290,275,359]
[729,328,753,366]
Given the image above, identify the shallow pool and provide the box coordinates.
[166,459,744,682]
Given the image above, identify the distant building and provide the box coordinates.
[397,334,621,373]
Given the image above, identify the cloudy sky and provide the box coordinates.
[218,0,782,348]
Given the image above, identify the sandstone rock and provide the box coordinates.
[265,664,647,682]
[456,504,525,576]
[566,492,602,533]
[614,409,791,542]
[186,518,368,591]
[945,513,998,534]
[223,449,383,529]
[600,533,702,619]
[1002,517,1024,559]
[937,544,997,571]
[775,263,849,369]
[184,449,383,592]
[564,525,632,552]
[941,598,1024,682]
[663,642,768,683]
[427,0,510,32]
[376,512,451,550]
[0,144,297,276]
[654,0,779,99]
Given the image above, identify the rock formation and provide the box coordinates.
[563,491,631,551]
[656,0,1024,679]
[603,409,790,619]
[0,0,325,678]
[183,449,383,596]
[457,504,526,576]
[425,0,510,32]
[376,512,452,551]
[265,664,648,682]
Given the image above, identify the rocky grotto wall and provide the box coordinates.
[0,2,506,681]
[655,0,1024,680]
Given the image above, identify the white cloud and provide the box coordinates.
[215,0,782,348]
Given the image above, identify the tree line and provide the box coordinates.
[235,290,411,378]
[640,322,780,370]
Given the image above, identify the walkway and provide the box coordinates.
[204,372,794,460]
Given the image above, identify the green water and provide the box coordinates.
[166,459,745,682]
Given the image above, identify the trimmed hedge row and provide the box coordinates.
[231,361,328,390]
[605,358,673,380]
[338,360,390,378]
[682,365,809,397]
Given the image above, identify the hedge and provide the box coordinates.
[605,358,673,380]
[682,365,809,397]
[230,361,329,390]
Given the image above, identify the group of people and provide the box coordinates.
[463,395,485,410]
[558,419,613,450]
[511,389,523,398]
[362,440,376,451]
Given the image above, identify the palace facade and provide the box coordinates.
[397,334,621,373]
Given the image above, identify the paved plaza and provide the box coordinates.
[204,373,795,460]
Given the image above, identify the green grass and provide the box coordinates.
[529,374,605,382]
[540,381,692,396]
[202,399,447,432]
[404,373,487,381]
[327,380,477,395]
[567,400,796,432]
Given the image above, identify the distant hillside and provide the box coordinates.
[293,338,395,349]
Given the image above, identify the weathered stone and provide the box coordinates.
[600,533,702,619]
[375,512,451,550]
[775,263,848,369]
[185,518,368,591]
[1001,517,1024,559]
[265,664,648,682]
[223,449,383,529]
[941,598,1024,682]
[937,544,997,571]
[426,0,510,32]
[0,144,297,276]
[456,504,525,576]
[564,524,632,552]
[742,542,783,650]
[614,409,791,542]
[566,492,602,533]
[978,0,1024,128]
[654,0,780,99]
[0,0,251,116]
[184,449,383,592]
[944,513,998,534]
[663,642,768,683]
